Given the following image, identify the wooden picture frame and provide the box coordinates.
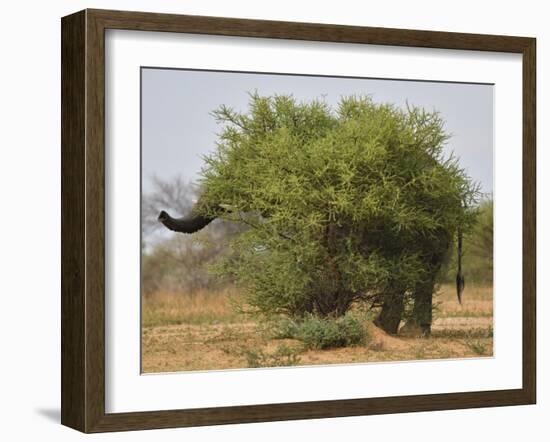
[61,8,536,433]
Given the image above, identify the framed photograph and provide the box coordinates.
[61,9,536,433]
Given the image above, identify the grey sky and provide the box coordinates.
[142,68,493,195]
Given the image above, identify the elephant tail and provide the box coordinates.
[456,228,465,304]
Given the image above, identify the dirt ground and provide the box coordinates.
[142,284,493,373]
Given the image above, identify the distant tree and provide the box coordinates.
[142,176,244,294]
[142,229,233,295]
[141,176,197,248]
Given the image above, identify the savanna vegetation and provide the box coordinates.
[142,94,493,372]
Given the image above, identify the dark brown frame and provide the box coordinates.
[61,8,536,433]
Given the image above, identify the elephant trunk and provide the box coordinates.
[456,229,465,304]
[158,209,216,234]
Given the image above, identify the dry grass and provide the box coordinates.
[142,283,493,373]
[434,284,493,318]
[142,288,241,327]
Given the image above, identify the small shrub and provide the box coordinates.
[270,317,300,339]
[242,344,302,368]
[273,313,370,350]
[466,339,488,356]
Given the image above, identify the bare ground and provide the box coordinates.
[142,284,493,373]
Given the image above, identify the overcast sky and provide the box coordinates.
[141,68,493,195]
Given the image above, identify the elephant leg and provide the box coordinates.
[409,278,434,337]
[374,291,405,335]
[407,235,450,337]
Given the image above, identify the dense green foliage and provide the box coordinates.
[197,93,478,319]
[273,313,369,349]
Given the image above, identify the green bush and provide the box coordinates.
[273,313,369,350]
[201,93,478,319]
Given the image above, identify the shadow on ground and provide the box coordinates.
[35,408,60,423]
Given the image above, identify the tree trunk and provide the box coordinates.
[374,291,405,334]
[313,223,355,318]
